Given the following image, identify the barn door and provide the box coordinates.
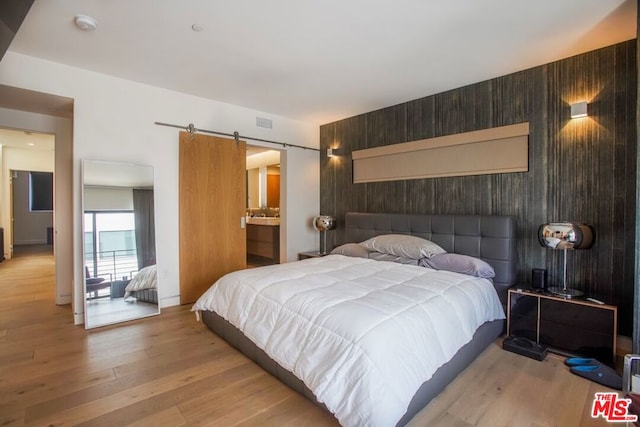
[179,131,246,304]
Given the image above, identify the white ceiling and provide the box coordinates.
[0,127,55,151]
[7,0,637,125]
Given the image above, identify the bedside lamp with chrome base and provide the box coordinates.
[313,215,336,255]
[537,222,594,298]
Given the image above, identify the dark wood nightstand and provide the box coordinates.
[298,251,328,260]
[507,287,617,366]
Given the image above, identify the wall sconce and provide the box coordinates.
[327,148,340,158]
[570,101,588,119]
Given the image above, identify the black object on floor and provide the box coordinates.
[502,336,548,361]
[570,363,622,390]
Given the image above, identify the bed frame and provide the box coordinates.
[129,289,158,304]
[200,212,517,426]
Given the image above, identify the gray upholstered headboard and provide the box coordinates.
[344,212,517,304]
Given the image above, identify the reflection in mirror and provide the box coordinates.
[82,160,159,329]
[537,222,594,250]
[246,148,280,211]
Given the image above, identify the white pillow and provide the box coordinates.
[360,234,446,260]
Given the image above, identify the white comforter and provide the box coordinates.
[124,264,157,298]
[192,255,505,426]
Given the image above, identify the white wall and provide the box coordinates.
[0,51,320,324]
[281,147,321,261]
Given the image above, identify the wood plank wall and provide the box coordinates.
[320,40,637,336]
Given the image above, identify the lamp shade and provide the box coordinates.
[537,222,594,250]
[313,215,336,232]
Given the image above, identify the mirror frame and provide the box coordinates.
[82,159,159,329]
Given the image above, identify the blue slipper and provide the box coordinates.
[565,357,598,367]
[570,364,622,390]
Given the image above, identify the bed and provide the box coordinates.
[192,212,517,426]
[124,264,158,303]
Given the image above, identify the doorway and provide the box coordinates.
[11,169,54,258]
[246,146,282,267]
[0,85,74,310]
[1,129,55,260]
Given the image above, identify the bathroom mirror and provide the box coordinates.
[246,148,280,210]
[82,160,159,329]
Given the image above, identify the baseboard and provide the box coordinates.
[160,296,180,309]
[56,295,71,305]
[74,312,84,325]
[14,239,47,245]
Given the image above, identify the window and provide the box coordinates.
[99,230,136,259]
[29,171,53,211]
[84,212,138,280]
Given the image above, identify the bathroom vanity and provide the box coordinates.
[246,217,280,263]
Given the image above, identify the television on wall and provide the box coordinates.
[29,171,53,212]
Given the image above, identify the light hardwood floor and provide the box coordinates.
[0,251,618,426]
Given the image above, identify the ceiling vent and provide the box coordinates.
[256,117,272,129]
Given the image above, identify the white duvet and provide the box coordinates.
[192,255,505,427]
[124,264,157,298]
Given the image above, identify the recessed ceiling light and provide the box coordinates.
[27,143,35,146]
[74,15,97,31]
[191,24,204,32]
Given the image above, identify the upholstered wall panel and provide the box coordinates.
[352,123,529,183]
[320,40,637,336]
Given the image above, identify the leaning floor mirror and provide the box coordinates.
[82,160,159,329]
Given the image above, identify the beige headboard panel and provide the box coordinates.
[352,122,529,183]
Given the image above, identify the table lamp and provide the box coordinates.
[313,215,336,254]
[537,222,594,298]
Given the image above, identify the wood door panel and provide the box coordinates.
[179,132,246,304]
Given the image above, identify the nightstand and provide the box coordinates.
[298,251,328,260]
[507,288,617,366]
[110,279,131,299]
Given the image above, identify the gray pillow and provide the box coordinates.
[360,234,446,260]
[419,253,495,279]
[368,251,419,265]
[330,243,370,258]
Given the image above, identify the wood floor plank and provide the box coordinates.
[123,406,188,427]
[179,374,285,425]
[0,365,116,407]
[0,248,626,427]
[69,363,260,427]
[24,355,248,426]
[236,393,340,427]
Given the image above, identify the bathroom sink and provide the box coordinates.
[246,217,280,226]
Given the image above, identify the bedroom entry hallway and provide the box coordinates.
[0,251,613,426]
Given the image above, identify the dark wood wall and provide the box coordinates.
[320,40,637,336]
[634,10,640,353]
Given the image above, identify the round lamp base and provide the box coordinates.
[547,286,584,299]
